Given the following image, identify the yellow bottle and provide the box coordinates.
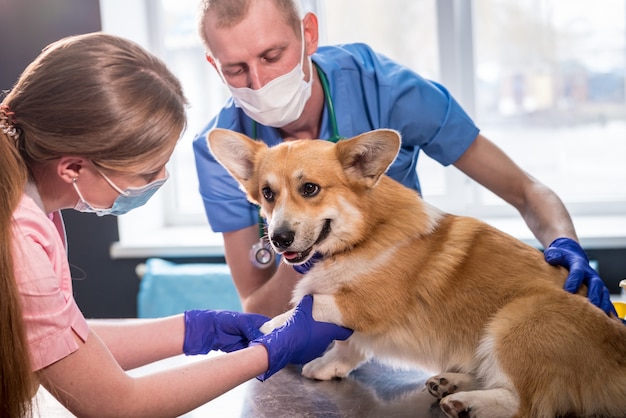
[614,280,626,319]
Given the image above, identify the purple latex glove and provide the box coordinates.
[293,252,323,274]
[183,310,269,355]
[251,295,353,381]
[544,237,618,317]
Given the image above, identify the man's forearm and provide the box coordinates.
[519,182,578,248]
[242,264,299,317]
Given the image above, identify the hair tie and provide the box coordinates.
[0,104,19,139]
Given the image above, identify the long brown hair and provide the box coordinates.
[0,32,187,417]
[0,113,31,417]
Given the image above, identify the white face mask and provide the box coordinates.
[219,25,313,128]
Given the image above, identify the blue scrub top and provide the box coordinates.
[193,43,480,233]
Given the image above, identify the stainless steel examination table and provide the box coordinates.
[35,353,449,417]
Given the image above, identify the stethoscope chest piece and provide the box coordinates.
[249,238,275,269]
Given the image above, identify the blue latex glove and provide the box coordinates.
[183,310,269,355]
[544,237,618,317]
[251,295,353,381]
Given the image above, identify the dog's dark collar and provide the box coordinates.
[293,252,323,274]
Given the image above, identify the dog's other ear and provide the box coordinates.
[207,128,266,190]
[336,129,401,188]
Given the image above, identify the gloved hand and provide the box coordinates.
[251,294,353,381]
[544,237,618,317]
[183,309,269,355]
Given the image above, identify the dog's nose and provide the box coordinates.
[271,228,295,250]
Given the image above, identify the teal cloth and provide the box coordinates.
[138,258,241,318]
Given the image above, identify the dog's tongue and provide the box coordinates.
[283,252,299,260]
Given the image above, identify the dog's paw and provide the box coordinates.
[259,310,294,334]
[259,316,287,334]
[301,339,364,380]
[301,355,353,380]
[259,319,276,335]
[426,373,476,399]
[440,394,472,418]
[439,389,519,418]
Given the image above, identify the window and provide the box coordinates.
[101,0,227,257]
[104,0,626,258]
[473,0,626,217]
[321,0,626,221]
[319,0,450,201]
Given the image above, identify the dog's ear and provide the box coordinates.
[336,129,401,188]
[207,128,266,193]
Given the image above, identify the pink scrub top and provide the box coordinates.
[12,187,89,371]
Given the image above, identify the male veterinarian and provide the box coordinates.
[192,0,617,318]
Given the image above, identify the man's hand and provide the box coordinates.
[544,237,618,317]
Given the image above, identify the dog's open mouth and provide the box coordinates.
[281,219,331,264]
[282,247,313,264]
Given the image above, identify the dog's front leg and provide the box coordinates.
[258,293,346,334]
[307,294,345,325]
[258,294,363,380]
[301,294,363,380]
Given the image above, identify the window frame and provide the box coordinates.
[104,0,626,259]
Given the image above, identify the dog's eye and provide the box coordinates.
[262,187,274,202]
[300,182,320,197]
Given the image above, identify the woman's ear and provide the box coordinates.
[57,156,87,184]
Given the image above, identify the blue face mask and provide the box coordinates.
[73,168,168,216]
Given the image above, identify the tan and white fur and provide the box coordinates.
[207,128,626,418]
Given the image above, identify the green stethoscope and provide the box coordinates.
[250,63,343,269]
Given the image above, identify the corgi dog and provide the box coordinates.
[207,128,626,418]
